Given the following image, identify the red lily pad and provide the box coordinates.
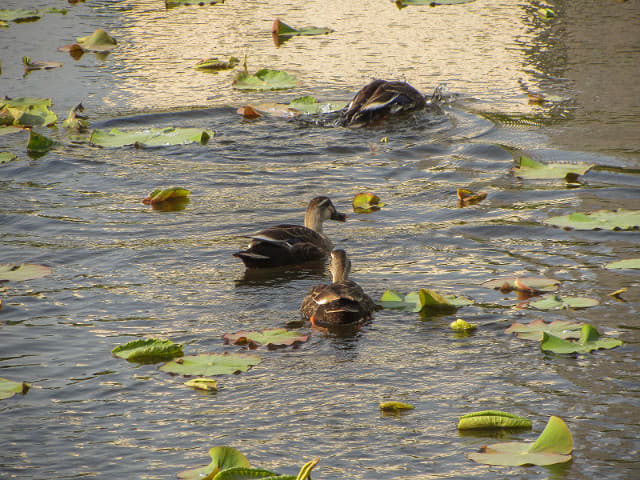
[223,328,309,349]
[481,276,560,294]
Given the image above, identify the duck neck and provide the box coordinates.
[305,210,323,233]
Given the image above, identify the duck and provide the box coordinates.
[339,79,427,127]
[300,249,376,328]
[233,196,347,269]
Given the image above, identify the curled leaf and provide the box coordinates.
[379,401,414,412]
[450,318,476,331]
[194,56,239,71]
[177,446,250,480]
[184,378,218,392]
[143,187,190,205]
[352,192,386,213]
[0,378,30,400]
[457,188,486,207]
[540,324,622,354]
[458,410,531,430]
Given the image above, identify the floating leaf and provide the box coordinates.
[0,378,29,400]
[528,294,599,310]
[0,263,51,282]
[511,155,592,180]
[541,324,622,354]
[112,338,183,363]
[160,352,261,376]
[1,97,57,126]
[213,467,291,480]
[233,69,300,91]
[352,192,386,213]
[457,188,486,207]
[481,276,560,294]
[609,288,627,301]
[90,127,212,148]
[0,8,66,23]
[62,103,89,131]
[223,328,309,349]
[468,416,572,466]
[505,319,584,341]
[288,96,347,115]
[142,187,190,205]
[76,28,117,52]
[458,410,531,430]
[271,18,333,37]
[27,130,55,154]
[450,318,476,331]
[545,209,640,231]
[23,56,63,72]
[605,258,640,270]
[166,0,225,8]
[537,8,556,18]
[379,401,414,412]
[395,0,475,9]
[178,446,251,480]
[0,152,17,164]
[379,289,472,313]
[185,378,218,392]
[194,56,240,71]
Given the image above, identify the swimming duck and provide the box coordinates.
[300,249,376,328]
[233,196,347,269]
[339,79,427,127]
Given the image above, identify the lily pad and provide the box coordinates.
[159,352,261,376]
[213,467,290,480]
[505,319,584,341]
[511,155,592,180]
[223,328,309,349]
[23,56,63,72]
[184,378,218,391]
[272,18,333,37]
[395,0,475,8]
[450,318,476,331]
[90,127,212,148]
[352,192,386,213]
[457,188,486,207]
[0,378,30,400]
[541,324,622,354]
[379,289,473,313]
[0,8,66,23]
[545,209,640,231]
[0,152,17,164]
[379,401,414,412]
[166,0,225,8]
[468,416,572,466]
[142,187,190,205]
[528,294,599,310]
[112,338,183,363]
[288,96,347,115]
[605,258,640,270]
[481,276,560,293]
[233,69,300,91]
[27,130,55,154]
[194,56,240,71]
[76,28,117,52]
[62,103,89,131]
[1,97,57,126]
[178,446,251,480]
[458,410,531,430]
[0,263,51,282]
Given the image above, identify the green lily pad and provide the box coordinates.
[449,318,476,331]
[62,103,89,131]
[528,294,599,310]
[1,97,57,126]
[213,467,291,480]
[27,130,55,154]
[223,328,309,349]
[112,338,183,363]
[233,69,300,91]
[395,0,475,8]
[142,187,190,205]
[159,352,261,376]
[458,410,531,430]
[505,319,584,341]
[352,192,386,213]
[0,378,30,400]
[511,155,592,180]
[545,209,640,231]
[271,18,334,37]
[481,276,560,293]
[0,8,66,23]
[22,56,63,72]
[537,7,556,18]
[184,378,218,391]
[194,56,240,71]
[541,324,622,354]
[76,28,117,52]
[288,96,347,115]
[90,127,212,148]
[468,416,572,466]
[379,289,473,313]
[0,263,51,282]
[379,401,414,412]
[0,152,17,164]
[0,126,25,136]
[166,0,225,8]
[605,258,640,270]
[178,446,251,480]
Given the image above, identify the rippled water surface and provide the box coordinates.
[1,0,639,479]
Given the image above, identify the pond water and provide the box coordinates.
[1,0,639,479]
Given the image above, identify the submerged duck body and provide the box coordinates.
[340,79,427,127]
[300,249,376,328]
[233,196,347,269]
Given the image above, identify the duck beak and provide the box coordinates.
[331,211,347,222]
